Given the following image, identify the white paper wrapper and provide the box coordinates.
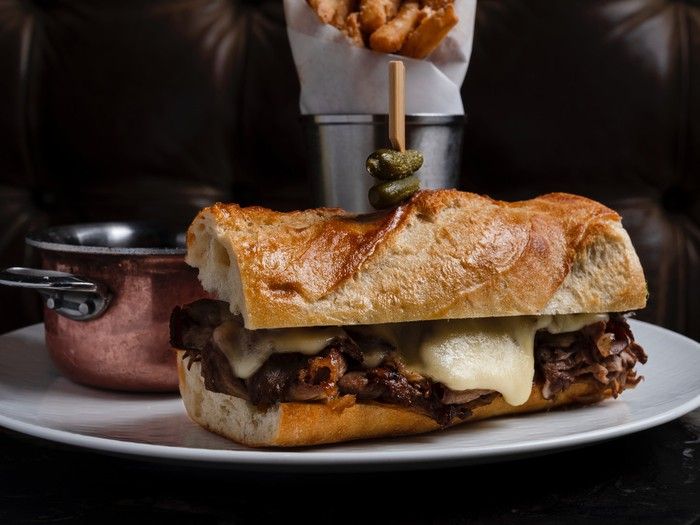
[284,0,476,115]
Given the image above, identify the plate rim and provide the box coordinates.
[1,320,699,469]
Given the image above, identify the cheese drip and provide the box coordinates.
[397,313,607,406]
[213,322,345,379]
[213,313,608,405]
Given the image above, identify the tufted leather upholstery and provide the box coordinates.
[0,0,698,338]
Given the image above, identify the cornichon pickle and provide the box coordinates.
[368,175,420,209]
[366,149,424,180]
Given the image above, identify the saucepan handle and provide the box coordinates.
[0,267,112,321]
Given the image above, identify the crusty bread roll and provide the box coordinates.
[185,190,646,330]
[176,350,611,447]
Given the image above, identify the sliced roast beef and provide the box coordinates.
[170,300,646,426]
[535,315,647,400]
[334,359,497,425]
[200,342,249,400]
[246,353,308,406]
[170,299,232,349]
[248,347,351,406]
[437,387,496,405]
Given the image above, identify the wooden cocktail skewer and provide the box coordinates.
[366,60,423,209]
[388,60,406,152]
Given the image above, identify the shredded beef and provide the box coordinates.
[242,347,497,424]
[535,315,647,400]
[170,299,232,352]
[170,300,647,426]
[171,300,247,398]
[248,347,352,406]
[200,342,249,400]
[336,363,498,425]
[437,388,495,405]
[246,353,308,405]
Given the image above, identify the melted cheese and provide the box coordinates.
[401,313,607,405]
[213,321,345,379]
[541,313,608,334]
[214,313,608,405]
[407,317,541,406]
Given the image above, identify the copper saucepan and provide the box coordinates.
[0,223,205,392]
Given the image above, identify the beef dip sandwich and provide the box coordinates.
[170,190,648,447]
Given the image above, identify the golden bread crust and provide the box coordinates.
[185,189,647,329]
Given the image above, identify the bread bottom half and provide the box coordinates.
[176,350,612,447]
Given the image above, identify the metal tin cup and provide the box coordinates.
[302,114,464,212]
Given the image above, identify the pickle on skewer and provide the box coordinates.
[366,149,424,180]
[368,174,420,209]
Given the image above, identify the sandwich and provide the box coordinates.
[170,189,648,447]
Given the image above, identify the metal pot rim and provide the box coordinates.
[26,222,187,256]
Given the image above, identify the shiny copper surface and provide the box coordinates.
[41,251,205,392]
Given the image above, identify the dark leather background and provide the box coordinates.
[0,0,698,338]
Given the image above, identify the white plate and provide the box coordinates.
[0,321,699,471]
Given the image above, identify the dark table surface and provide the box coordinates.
[1,408,698,525]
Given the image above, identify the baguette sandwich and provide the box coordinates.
[170,189,648,447]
